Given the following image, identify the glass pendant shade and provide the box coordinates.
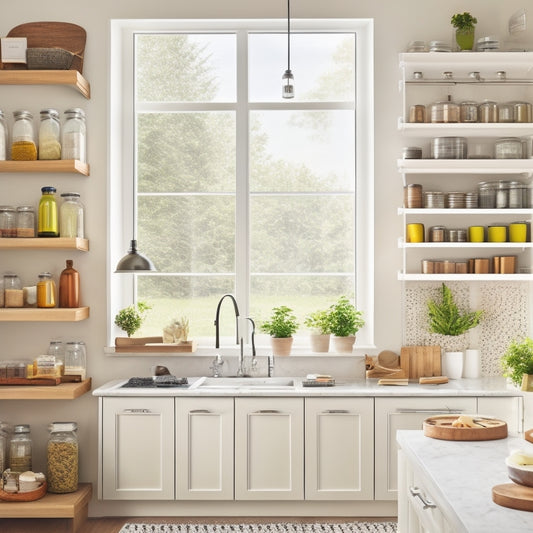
[115,239,156,272]
[282,69,294,99]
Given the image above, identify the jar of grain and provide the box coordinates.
[0,206,16,237]
[9,424,32,473]
[61,108,86,163]
[47,422,78,493]
[59,193,84,238]
[16,206,35,237]
[11,110,37,161]
[38,108,61,160]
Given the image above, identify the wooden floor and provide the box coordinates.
[0,516,397,533]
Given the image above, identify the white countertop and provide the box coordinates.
[92,376,521,397]
[397,430,533,533]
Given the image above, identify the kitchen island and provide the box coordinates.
[397,430,533,533]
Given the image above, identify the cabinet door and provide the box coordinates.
[477,396,523,435]
[176,397,234,500]
[101,397,174,500]
[375,397,476,500]
[305,397,373,500]
[235,397,304,500]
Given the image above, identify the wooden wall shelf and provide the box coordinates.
[0,378,91,400]
[0,307,89,322]
[0,237,89,251]
[0,70,90,98]
[0,160,89,176]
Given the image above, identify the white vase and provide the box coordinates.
[443,351,464,379]
[463,349,481,378]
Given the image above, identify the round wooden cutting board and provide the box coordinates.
[423,414,507,441]
[493,483,533,512]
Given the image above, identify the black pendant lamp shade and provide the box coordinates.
[115,239,156,273]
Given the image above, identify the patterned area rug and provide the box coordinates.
[119,523,397,533]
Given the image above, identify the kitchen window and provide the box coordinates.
[108,19,374,350]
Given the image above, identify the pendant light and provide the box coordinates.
[282,0,294,99]
[115,238,156,272]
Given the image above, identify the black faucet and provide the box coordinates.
[214,294,240,349]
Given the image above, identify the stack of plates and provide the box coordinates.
[465,192,479,208]
[431,136,467,159]
[406,40,427,52]
[446,192,466,208]
[429,40,452,52]
[477,36,500,51]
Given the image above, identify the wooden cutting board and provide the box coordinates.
[401,345,441,378]
[493,483,533,512]
[1,22,86,73]
[423,414,507,441]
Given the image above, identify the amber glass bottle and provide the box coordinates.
[59,260,80,308]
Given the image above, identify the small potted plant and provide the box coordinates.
[501,337,533,391]
[114,301,152,346]
[304,309,331,353]
[328,296,365,353]
[163,316,191,344]
[451,12,477,51]
[260,305,299,356]
[427,283,483,378]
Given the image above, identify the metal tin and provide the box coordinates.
[404,184,423,208]
[460,101,478,123]
[429,226,446,242]
[495,137,522,159]
[423,191,445,208]
[431,136,467,159]
[479,100,498,123]
[497,103,514,123]
[402,146,423,159]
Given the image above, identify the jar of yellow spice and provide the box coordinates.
[11,110,37,161]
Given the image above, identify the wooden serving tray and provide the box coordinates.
[423,414,507,441]
[0,482,47,502]
[493,483,533,512]
[0,377,60,386]
[115,337,197,353]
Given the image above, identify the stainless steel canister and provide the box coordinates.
[479,100,498,123]
[460,101,478,123]
[431,136,467,159]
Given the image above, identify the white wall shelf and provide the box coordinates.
[399,239,533,250]
[397,159,533,175]
[398,208,533,216]
[398,272,531,282]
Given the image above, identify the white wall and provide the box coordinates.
[1,0,531,516]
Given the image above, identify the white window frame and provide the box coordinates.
[107,18,374,350]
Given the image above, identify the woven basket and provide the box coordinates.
[26,48,74,70]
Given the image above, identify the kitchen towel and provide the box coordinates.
[119,523,397,533]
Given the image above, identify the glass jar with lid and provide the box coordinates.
[11,110,37,161]
[48,340,65,375]
[495,137,523,159]
[61,108,86,163]
[38,108,61,160]
[16,206,35,238]
[37,272,56,308]
[47,422,78,493]
[0,206,16,237]
[4,273,23,308]
[9,424,32,473]
[64,341,86,380]
[429,96,459,123]
[459,101,478,123]
[38,186,59,237]
[0,110,7,161]
[59,193,84,238]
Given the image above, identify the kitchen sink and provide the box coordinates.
[194,376,296,389]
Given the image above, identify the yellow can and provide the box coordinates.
[406,223,424,243]
[487,226,507,243]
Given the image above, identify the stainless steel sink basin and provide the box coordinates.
[196,376,295,389]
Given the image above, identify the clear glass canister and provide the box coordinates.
[62,108,86,162]
[459,101,478,123]
[60,193,84,238]
[429,97,459,123]
[16,206,35,237]
[11,110,37,161]
[47,422,79,493]
[4,273,22,308]
[48,340,65,375]
[478,181,497,208]
[37,272,56,308]
[64,341,86,380]
[495,137,523,159]
[0,110,7,161]
[9,424,32,473]
[0,206,16,237]
[39,108,61,160]
[38,186,59,237]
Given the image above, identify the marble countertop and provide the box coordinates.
[397,430,533,533]
[92,376,521,397]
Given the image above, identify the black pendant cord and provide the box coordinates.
[287,0,291,72]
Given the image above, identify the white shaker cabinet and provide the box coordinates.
[101,397,175,500]
[234,397,304,500]
[374,396,476,500]
[175,397,234,500]
[305,397,373,500]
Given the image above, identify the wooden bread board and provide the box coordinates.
[493,483,533,512]
[423,415,507,441]
[401,345,441,379]
[0,377,60,386]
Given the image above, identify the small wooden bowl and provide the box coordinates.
[0,481,47,502]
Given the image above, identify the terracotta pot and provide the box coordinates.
[270,336,293,356]
[331,335,356,353]
[310,334,330,353]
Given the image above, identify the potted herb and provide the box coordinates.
[304,309,331,353]
[114,301,152,346]
[451,12,477,51]
[427,283,483,378]
[501,337,533,391]
[260,305,299,356]
[328,296,365,353]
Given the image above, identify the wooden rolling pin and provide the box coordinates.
[419,376,449,385]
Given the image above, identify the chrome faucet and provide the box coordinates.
[237,317,257,377]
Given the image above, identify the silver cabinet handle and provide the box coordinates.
[254,409,281,414]
[190,409,211,414]
[323,409,350,414]
[123,409,152,413]
[409,486,437,509]
[396,408,464,414]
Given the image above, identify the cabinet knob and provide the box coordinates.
[409,486,437,509]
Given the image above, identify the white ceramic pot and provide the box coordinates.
[443,351,464,379]
[309,334,330,353]
[463,349,481,378]
[331,335,355,353]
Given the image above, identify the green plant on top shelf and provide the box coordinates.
[427,283,483,336]
[114,301,152,337]
[451,12,477,31]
